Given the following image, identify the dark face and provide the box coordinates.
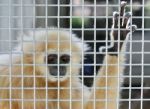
[45,54,70,78]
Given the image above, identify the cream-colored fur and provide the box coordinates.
[0,29,126,109]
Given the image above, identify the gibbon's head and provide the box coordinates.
[17,29,89,82]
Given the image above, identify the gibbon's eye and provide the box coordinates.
[60,54,70,64]
[47,54,57,64]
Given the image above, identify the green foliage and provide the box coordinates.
[72,17,89,27]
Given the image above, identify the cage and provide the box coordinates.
[0,0,149,109]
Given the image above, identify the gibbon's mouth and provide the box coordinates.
[48,66,67,76]
[48,66,68,82]
[48,66,69,82]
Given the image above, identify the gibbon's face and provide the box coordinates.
[22,30,88,82]
[44,53,71,82]
[46,54,70,77]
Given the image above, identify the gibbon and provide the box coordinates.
[0,1,136,109]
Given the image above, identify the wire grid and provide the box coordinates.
[0,0,149,109]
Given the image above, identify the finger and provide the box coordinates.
[113,11,119,28]
[122,12,131,28]
[126,25,137,33]
[120,1,127,16]
[131,25,137,32]
[120,1,127,26]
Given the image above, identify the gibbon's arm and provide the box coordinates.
[85,1,137,109]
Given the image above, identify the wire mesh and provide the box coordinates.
[0,0,149,109]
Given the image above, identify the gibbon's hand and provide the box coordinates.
[99,1,137,55]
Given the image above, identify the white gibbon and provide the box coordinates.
[0,1,136,109]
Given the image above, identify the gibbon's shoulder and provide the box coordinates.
[16,28,89,52]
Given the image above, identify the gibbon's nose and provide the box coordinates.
[49,66,67,76]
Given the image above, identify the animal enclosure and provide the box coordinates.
[0,0,149,109]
